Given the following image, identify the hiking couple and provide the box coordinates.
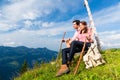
[56,20,93,77]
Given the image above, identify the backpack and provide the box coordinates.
[83,43,106,69]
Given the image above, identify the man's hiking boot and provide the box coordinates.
[56,64,70,77]
[67,61,72,67]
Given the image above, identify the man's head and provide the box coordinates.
[72,20,80,29]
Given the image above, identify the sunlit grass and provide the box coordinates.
[15,48,120,80]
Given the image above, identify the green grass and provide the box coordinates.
[14,48,120,80]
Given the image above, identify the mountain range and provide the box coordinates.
[0,46,57,80]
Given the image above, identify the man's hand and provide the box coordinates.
[65,38,71,48]
[62,39,66,43]
[66,38,71,42]
[62,38,70,42]
[62,38,71,47]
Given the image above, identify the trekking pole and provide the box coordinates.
[74,41,86,75]
[55,32,66,65]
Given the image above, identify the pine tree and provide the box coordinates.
[19,60,28,74]
[51,56,55,61]
[33,61,40,68]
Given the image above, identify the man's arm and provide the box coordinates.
[62,30,78,47]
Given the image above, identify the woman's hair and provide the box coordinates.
[72,20,80,25]
[80,21,87,26]
[80,21,88,34]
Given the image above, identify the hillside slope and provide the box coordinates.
[0,46,57,80]
[15,48,120,80]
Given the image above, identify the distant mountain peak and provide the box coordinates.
[0,45,57,80]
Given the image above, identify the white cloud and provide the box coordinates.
[0,18,74,50]
[0,22,10,31]
[23,12,38,20]
[99,30,120,49]
[24,20,33,27]
[0,37,22,46]
[36,21,73,36]
[94,2,120,27]
[0,0,81,32]
[20,20,73,37]
[0,29,62,50]
[0,0,120,50]
[3,42,16,46]
[41,22,54,28]
[0,10,2,17]
[0,21,18,31]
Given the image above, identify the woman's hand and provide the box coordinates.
[86,35,94,43]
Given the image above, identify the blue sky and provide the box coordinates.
[0,0,120,51]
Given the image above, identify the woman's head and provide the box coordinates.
[80,21,88,33]
[80,21,87,30]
